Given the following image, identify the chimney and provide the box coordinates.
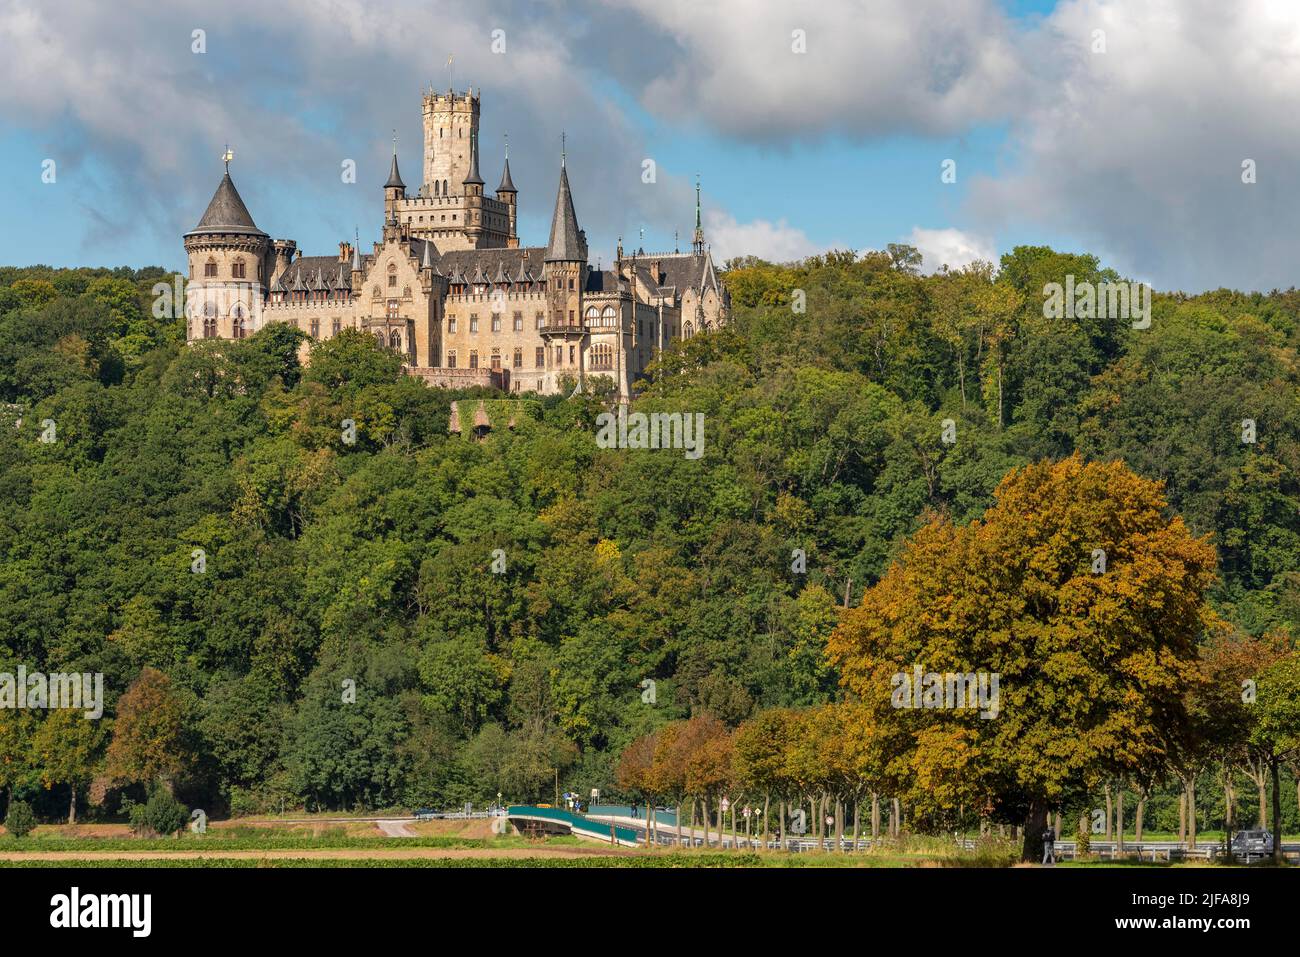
[339,242,352,263]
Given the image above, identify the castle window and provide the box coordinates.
[470,314,479,333]
[443,180,447,194]
[232,314,248,340]
[684,321,694,339]
[513,311,522,331]
[569,345,575,364]
[388,273,397,287]
[568,278,574,291]
[447,350,456,368]
[387,299,400,319]
[602,306,616,327]
[585,307,599,324]
[310,319,319,338]
[568,310,574,324]
[204,259,217,277]
[469,350,478,369]
[448,316,457,333]
[513,347,522,368]
[389,330,402,351]
[203,316,217,339]
[232,260,246,279]
[375,331,385,345]
[591,343,614,371]
[332,318,341,336]
[535,312,544,330]
[555,345,562,364]
[491,349,501,371]
[491,314,501,333]
[535,346,544,367]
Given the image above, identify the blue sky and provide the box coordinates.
[2,0,1298,293]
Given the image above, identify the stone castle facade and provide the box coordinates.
[183,88,729,397]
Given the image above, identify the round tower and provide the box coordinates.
[183,155,270,341]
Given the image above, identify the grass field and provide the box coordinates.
[0,818,1291,868]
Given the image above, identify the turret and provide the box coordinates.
[183,151,270,340]
[384,142,406,223]
[462,131,485,246]
[497,135,518,249]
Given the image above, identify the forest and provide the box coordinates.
[1,245,1298,857]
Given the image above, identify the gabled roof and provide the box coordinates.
[187,172,267,237]
[544,164,584,262]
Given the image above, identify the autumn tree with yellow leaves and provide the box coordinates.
[827,456,1220,860]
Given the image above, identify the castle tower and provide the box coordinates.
[497,136,518,249]
[542,146,587,328]
[384,143,406,223]
[541,144,588,387]
[462,130,485,246]
[183,154,271,341]
[422,88,479,197]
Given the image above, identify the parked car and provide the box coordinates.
[1230,829,1273,857]
[412,808,436,820]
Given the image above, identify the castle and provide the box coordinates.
[183,88,729,397]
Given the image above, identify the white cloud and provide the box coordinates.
[704,210,825,264]
[905,227,998,274]
[609,0,1023,142]
[965,0,1300,291]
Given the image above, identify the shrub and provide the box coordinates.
[4,800,37,839]
[123,790,190,837]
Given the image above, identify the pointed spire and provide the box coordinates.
[421,240,433,270]
[351,228,362,271]
[497,134,517,194]
[692,174,705,256]
[493,260,508,285]
[514,257,531,284]
[385,136,405,190]
[545,161,585,262]
[463,130,484,186]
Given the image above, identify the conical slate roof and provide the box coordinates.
[187,172,266,237]
[545,164,584,262]
[497,156,516,193]
[463,132,484,186]
[493,260,508,285]
[385,151,405,190]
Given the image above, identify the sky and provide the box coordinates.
[1,0,1299,293]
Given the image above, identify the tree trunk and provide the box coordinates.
[871,792,880,841]
[1104,784,1113,840]
[1249,758,1268,827]
[852,797,860,849]
[762,793,770,848]
[1115,787,1124,853]
[1187,777,1197,850]
[1135,794,1145,843]
[1177,789,1186,845]
[1272,758,1283,864]
[779,799,786,844]
[890,797,900,839]
[835,798,844,851]
[68,782,77,825]
[1021,800,1049,862]
[676,802,682,848]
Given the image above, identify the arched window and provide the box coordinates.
[443,179,448,195]
[601,306,616,327]
[585,306,599,325]
[389,330,402,351]
[204,259,217,277]
[232,259,246,279]
[684,321,694,339]
[203,315,217,338]
[374,330,385,345]
[232,306,248,339]
[434,180,440,196]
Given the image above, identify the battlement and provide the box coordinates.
[422,90,479,113]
